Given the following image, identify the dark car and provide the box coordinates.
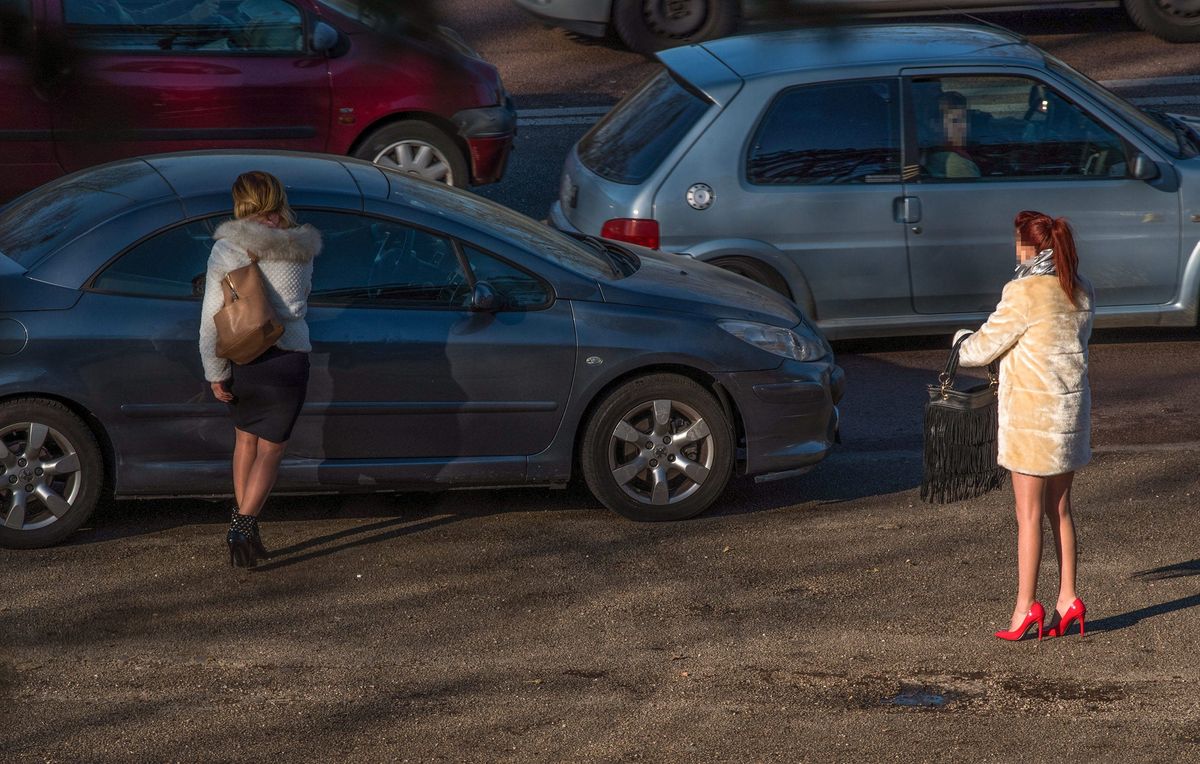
[0,0,514,201]
[0,151,843,548]
[513,0,1200,55]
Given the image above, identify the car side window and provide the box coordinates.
[747,79,901,185]
[304,211,472,309]
[62,0,305,53]
[913,75,1129,181]
[91,217,217,298]
[461,245,551,310]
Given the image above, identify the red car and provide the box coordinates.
[0,0,514,201]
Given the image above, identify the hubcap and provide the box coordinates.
[371,140,454,185]
[1,422,82,532]
[607,398,714,506]
[642,0,709,38]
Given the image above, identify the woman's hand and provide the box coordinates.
[953,329,974,346]
[210,380,234,403]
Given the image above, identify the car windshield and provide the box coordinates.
[1046,55,1181,156]
[387,175,620,280]
[578,69,713,185]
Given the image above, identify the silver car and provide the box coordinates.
[512,0,1200,53]
[550,24,1200,340]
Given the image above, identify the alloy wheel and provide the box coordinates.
[607,398,715,506]
[641,0,709,39]
[372,140,455,185]
[2,422,84,532]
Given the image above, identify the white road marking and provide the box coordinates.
[1101,75,1200,89]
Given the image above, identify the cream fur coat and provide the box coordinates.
[198,218,321,382]
[957,275,1094,476]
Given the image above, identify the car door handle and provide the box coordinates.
[893,196,921,225]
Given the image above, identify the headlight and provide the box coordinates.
[719,320,825,361]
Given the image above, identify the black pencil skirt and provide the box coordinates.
[227,346,310,443]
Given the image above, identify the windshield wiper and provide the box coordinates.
[575,234,625,277]
[1146,110,1199,157]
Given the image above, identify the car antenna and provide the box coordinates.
[941,7,1028,44]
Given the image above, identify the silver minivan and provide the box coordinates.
[550,24,1200,339]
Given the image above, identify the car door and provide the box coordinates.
[0,0,62,200]
[900,69,1181,314]
[294,209,577,463]
[715,77,911,324]
[49,0,330,172]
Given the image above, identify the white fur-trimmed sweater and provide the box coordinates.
[198,218,322,382]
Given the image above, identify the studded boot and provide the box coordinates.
[231,506,269,559]
[227,512,263,568]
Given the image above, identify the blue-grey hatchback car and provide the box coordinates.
[553,24,1200,340]
[0,152,843,548]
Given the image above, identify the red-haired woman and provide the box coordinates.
[954,211,1094,642]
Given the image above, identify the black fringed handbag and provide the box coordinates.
[920,336,1008,503]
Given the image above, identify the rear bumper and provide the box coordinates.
[453,98,517,185]
[716,360,844,478]
[548,199,583,233]
[511,0,610,37]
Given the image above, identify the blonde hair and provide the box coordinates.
[231,171,296,227]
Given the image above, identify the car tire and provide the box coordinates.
[352,120,470,188]
[0,399,104,549]
[1124,0,1200,42]
[708,256,792,299]
[581,374,734,521]
[612,0,740,56]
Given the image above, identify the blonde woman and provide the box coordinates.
[955,210,1093,641]
[198,171,321,567]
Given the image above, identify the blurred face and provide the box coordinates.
[1015,235,1038,264]
[942,107,968,147]
[254,211,284,229]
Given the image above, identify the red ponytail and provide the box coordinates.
[1014,210,1079,306]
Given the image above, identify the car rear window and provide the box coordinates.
[0,163,161,268]
[577,69,712,185]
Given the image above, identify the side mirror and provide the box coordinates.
[311,21,340,54]
[1131,153,1160,181]
[471,281,498,312]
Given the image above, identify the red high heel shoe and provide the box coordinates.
[994,602,1045,641]
[1045,598,1086,638]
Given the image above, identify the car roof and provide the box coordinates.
[660,23,1044,82]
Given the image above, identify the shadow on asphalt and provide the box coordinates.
[1132,558,1200,581]
[1085,592,1200,634]
[251,513,463,572]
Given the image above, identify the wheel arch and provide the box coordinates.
[571,363,748,478]
[0,392,116,496]
[347,111,468,165]
[684,238,817,319]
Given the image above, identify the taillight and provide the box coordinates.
[601,218,659,250]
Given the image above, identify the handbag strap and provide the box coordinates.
[939,334,999,395]
[222,252,260,302]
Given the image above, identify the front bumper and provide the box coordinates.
[452,97,517,185]
[716,359,845,478]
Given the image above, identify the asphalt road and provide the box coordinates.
[4,3,1200,761]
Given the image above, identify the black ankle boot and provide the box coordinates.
[227,512,263,568]
[230,506,269,559]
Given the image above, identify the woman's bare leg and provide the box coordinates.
[237,437,287,517]
[1043,471,1078,615]
[232,428,258,510]
[1009,471,1048,631]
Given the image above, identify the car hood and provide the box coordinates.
[596,246,803,327]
